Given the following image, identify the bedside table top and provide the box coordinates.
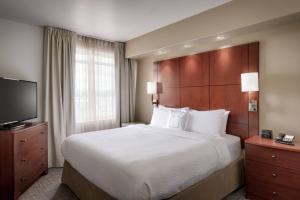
[246,135,300,153]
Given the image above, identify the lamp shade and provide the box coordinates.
[147,82,157,94]
[241,72,259,92]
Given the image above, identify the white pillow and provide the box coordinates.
[222,111,230,134]
[167,110,188,130]
[185,109,225,135]
[150,106,170,128]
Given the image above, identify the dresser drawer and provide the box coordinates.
[13,125,48,196]
[247,179,300,200]
[246,160,300,190]
[245,143,300,173]
[15,152,47,178]
[14,156,47,195]
[14,125,47,156]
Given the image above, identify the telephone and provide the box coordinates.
[276,133,295,145]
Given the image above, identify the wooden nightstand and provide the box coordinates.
[245,135,300,200]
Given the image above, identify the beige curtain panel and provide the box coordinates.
[43,27,76,167]
[114,42,137,124]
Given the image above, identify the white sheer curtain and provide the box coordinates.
[75,36,118,133]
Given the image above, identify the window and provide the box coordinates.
[74,39,117,131]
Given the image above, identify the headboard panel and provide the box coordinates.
[156,42,259,143]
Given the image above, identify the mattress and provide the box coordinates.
[61,125,241,200]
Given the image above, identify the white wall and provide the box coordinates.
[0,18,43,122]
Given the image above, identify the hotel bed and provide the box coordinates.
[61,124,243,200]
[60,42,260,200]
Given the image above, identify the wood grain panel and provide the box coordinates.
[179,53,209,87]
[157,58,179,87]
[210,44,248,85]
[156,42,259,143]
[210,85,248,124]
[249,42,259,72]
[227,123,249,141]
[248,42,259,137]
[180,87,209,110]
[159,87,180,108]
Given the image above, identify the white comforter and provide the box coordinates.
[61,125,232,200]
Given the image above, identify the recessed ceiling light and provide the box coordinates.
[157,50,167,55]
[183,44,192,48]
[216,36,225,40]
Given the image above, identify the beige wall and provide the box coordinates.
[0,18,43,122]
[135,21,300,140]
[135,57,154,123]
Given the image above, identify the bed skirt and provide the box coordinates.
[62,155,244,200]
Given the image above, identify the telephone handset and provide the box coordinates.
[276,133,295,145]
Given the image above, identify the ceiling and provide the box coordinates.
[139,14,300,61]
[0,0,230,42]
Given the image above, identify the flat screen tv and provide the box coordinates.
[0,77,37,128]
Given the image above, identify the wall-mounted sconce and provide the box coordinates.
[147,82,159,106]
[241,72,259,112]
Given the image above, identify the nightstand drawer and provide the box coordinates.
[246,143,300,173]
[247,179,300,200]
[246,160,300,190]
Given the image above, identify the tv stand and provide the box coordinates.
[0,122,48,199]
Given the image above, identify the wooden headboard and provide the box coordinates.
[155,42,259,143]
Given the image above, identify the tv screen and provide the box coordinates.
[0,78,37,125]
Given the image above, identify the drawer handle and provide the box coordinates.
[40,132,44,134]
[272,173,277,177]
[271,155,277,159]
[20,139,27,143]
[40,147,44,150]
[21,159,27,162]
[272,191,277,196]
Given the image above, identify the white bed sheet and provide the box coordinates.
[222,134,241,162]
[61,125,241,200]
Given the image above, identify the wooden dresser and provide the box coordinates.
[0,122,48,200]
[245,135,300,200]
